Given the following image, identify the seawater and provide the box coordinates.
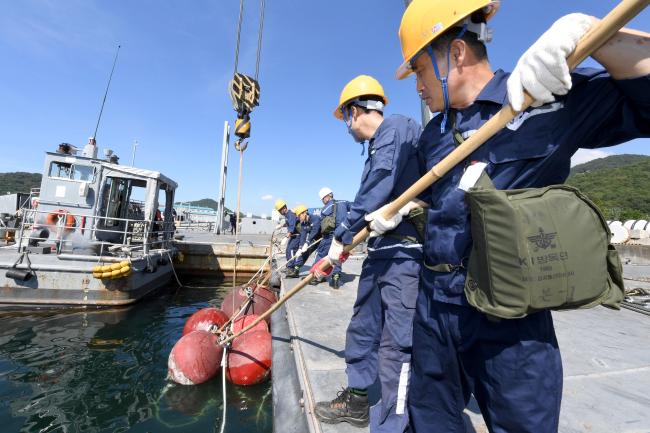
[0,280,272,433]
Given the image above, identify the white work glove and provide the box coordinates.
[327,238,347,266]
[365,201,417,238]
[300,242,309,254]
[507,13,594,111]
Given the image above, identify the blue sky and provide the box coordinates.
[0,0,648,215]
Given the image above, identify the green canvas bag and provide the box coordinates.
[320,202,338,235]
[464,174,624,319]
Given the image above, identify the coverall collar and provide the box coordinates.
[473,69,510,106]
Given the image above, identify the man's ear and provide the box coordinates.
[352,105,361,120]
[452,39,466,67]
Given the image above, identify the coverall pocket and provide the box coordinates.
[370,131,397,172]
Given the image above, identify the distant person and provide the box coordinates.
[229,213,237,235]
[311,187,350,288]
[274,199,300,274]
[287,204,321,277]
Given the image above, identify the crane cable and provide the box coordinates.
[232,0,265,80]
[229,0,265,288]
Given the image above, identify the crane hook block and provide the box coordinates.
[234,116,251,139]
[229,73,260,115]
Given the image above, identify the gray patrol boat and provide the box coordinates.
[0,139,177,306]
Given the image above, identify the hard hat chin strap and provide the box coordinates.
[426,24,467,134]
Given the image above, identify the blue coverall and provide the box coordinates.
[333,114,423,432]
[314,200,350,278]
[410,69,650,433]
[294,212,321,268]
[284,210,300,267]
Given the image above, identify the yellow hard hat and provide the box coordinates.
[274,199,287,211]
[396,0,499,79]
[293,204,308,216]
[334,75,388,119]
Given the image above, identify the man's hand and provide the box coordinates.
[507,13,594,111]
[327,239,349,266]
[365,201,419,238]
[298,242,309,255]
[310,258,333,279]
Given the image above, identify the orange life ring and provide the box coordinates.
[45,209,76,228]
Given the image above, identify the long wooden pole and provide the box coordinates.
[222,0,649,345]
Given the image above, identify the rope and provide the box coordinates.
[232,148,245,289]
[258,237,321,286]
[232,0,245,75]
[254,0,266,81]
[166,251,183,288]
[214,236,323,339]
[218,346,228,433]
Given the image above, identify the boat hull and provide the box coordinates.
[0,260,173,306]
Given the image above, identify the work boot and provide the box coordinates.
[285,266,300,278]
[329,273,341,289]
[315,388,369,427]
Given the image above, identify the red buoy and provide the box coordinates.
[168,330,223,385]
[231,314,269,334]
[226,330,272,386]
[183,307,229,336]
[221,284,278,324]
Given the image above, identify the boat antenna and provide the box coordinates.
[92,44,121,141]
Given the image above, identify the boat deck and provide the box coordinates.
[276,257,650,433]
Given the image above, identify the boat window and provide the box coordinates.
[72,165,95,181]
[49,162,96,182]
[49,162,72,179]
[127,181,147,221]
[104,177,129,226]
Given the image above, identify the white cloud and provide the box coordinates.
[261,194,273,201]
[570,149,614,167]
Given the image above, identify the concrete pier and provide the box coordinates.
[274,255,650,433]
[172,232,271,281]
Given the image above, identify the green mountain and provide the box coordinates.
[0,172,42,194]
[570,154,650,175]
[174,199,242,216]
[567,154,650,220]
[175,198,219,210]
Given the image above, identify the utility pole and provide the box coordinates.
[131,140,138,166]
[403,0,432,127]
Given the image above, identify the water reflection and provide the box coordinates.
[0,280,272,433]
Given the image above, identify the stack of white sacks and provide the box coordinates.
[608,220,650,244]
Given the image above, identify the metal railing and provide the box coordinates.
[174,219,219,232]
[16,207,176,257]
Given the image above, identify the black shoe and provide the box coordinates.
[309,276,322,285]
[315,388,369,427]
[329,273,341,289]
[285,266,300,278]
